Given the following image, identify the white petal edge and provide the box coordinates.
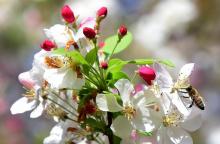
[153,63,173,88]
[30,102,44,118]
[111,116,133,139]
[10,97,37,115]
[114,79,134,104]
[167,127,193,144]
[178,63,195,81]
[96,94,123,112]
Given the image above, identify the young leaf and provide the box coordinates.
[53,49,88,65]
[107,71,129,87]
[158,59,175,67]
[85,48,97,65]
[107,59,128,73]
[128,58,175,67]
[128,59,155,65]
[103,32,132,54]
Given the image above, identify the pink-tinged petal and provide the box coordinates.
[111,116,133,139]
[10,97,37,115]
[167,127,193,144]
[18,72,35,89]
[77,17,96,40]
[79,17,96,28]
[153,63,173,89]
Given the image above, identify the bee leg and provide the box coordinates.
[182,96,190,98]
[188,101,194,108]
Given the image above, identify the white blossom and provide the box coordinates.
[96,79,157,142]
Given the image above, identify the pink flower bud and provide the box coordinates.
[40,39,55,51]
[138,66,156,85]
[98,41,105,48]
[118,25,127,37]
[97,7,108,18]
[100,61,108,69]
[61,5,75,23]
[83,27,96,39]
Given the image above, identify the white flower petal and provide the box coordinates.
[30,102,44,118]
[153,63,173,88]
[44,24,76,48]
[169,91,191,117]
[159,92,172,114]
[176,63,194,88]
[181,109,202,132]
[111,116,133,139]
[178,63,194,81]
[43,123,64,144]
[96,94,123,112]
[44,67,83,89]
[10,97,37,115]
[157,127,173,144]
[167,127,193,144]
[114,79,134,104]
[132,107,154,132]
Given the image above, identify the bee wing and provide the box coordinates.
[153,63,173,89]
[176,63,195,88]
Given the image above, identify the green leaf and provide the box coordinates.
[84,118,106,131]
[107,59,128,73]
[103,32,133,54]
[107,71,129,87]
[158,59,175,67]
[128,59,155,65]
[85,48,97,65]
[53,49,88,65]
[127,58,175,67]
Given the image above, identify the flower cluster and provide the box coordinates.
[10,5,204,144]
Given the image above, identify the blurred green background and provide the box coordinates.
[0,0,220,143]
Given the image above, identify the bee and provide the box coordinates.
[179,85,205,110]
[171,63,205,110]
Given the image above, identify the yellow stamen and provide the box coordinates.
[123,105,136,120]
[45,56,64,68]
[162,112,182,127]
[22,89,35,100]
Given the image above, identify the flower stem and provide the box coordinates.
[108,38,121,60]
[107,112,114,144]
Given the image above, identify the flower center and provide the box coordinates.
[123,105,136,120]
[45,56,64,68]
[162,112,182,127]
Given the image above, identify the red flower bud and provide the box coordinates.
[61,5,75,23]
[138,66,156,85]
[97,7,108,18]
[118,25,127,37]
[100,61,108,69]
[83,27,96,39]
[40,39,55,51]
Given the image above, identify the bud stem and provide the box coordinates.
[108,38,121,60]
